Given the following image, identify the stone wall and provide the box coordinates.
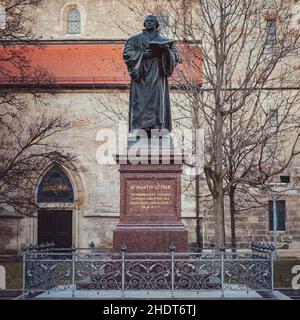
[0,89,198,252]
[1,0,300,252]
[29,0,140,40]
[201,191,300,248]
[2,86,300,251]
[0,219,23,253]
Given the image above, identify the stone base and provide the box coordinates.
[113,144,188,254]
[113,224,188,253]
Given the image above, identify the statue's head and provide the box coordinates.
[143,15,160,31]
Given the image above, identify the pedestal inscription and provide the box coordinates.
[113,159,189,253]
[127,179,174,214]
[129,182,172,210]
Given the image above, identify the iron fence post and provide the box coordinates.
[246,261,249,294]
[272,196,278,260]
[72,247,75,298]
[211,242,215,278]
[221,246,225,298]
[22,251,26,297]
[121,244,127,298]
[170,243,176,298]
[171,252,175,298]
[271,252,274,293]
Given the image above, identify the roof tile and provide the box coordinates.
[0,44,202,86]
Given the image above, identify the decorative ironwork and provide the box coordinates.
[76,259,122,290]
[22,242,56,252]
[25,257,72,291]
[223,254,272,291]
[124,260,171,290]
[89,241,95,249]
[174,259,222,290]
[250,241,275,253]
[23,249,273,296]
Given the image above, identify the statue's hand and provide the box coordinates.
[143,49,154,59]
[159,44,170,52]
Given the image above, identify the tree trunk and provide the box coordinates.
[229,186,236,251]
[214,181,226,247]
[228,110,236,251]
[195,174,203,250]
[214,109,225,248]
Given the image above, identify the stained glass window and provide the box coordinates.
[37,166,74,203]
[67,9,81,34]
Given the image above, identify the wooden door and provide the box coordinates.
[38,210,72,248]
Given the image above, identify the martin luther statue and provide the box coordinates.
[123,15,179,134]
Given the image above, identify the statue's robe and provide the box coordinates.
[123,30,179,132]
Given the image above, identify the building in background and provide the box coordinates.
[1,0,300,253]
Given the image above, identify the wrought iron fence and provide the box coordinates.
[23,247,273,298]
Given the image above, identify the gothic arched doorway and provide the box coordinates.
[37,165,74,248]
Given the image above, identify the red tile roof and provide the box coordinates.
[0,43,202,87]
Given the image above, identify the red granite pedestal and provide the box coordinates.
[113,148,188,253]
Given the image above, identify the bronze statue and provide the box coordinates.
[123,15,179,134]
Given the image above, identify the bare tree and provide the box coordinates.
[98,0,300,248]
[0,109,76,216]
[0,0,76,216]
[194,0,300,247]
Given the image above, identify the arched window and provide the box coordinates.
[67,9,81,34]
[37,166,74,203]
[157,10,170,37]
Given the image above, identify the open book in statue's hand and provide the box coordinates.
[149,40,174,55]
